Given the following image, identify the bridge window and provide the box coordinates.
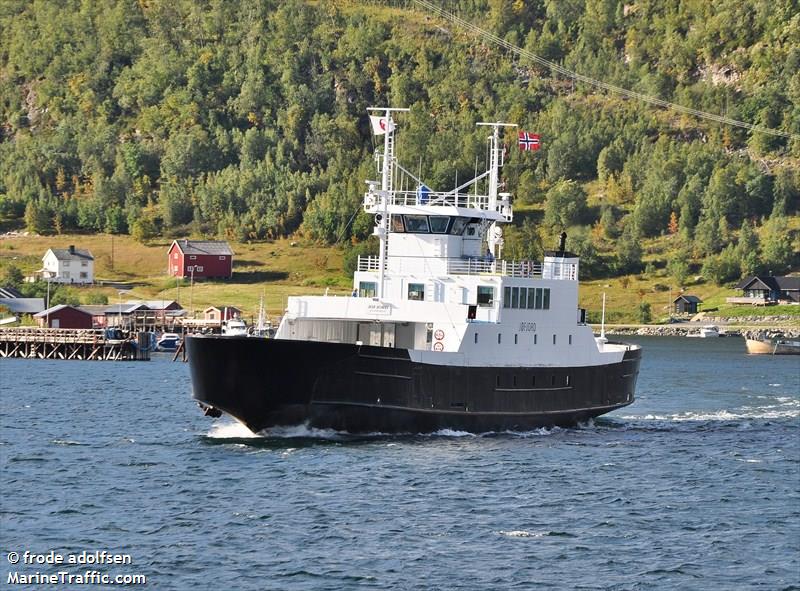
[404,215,429,233]
[478,286,494,306]
[503,287,510,308]
[535,288,543,309]
[527,288,535,309]
[519,288,528,309]
[391,216,405,232]
[511,287,519,308]
[408,283,425,301]
[359,282,377,298]
[543,288,550,310]
[429,216,449,233]
[450,218,469,235]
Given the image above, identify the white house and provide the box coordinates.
[40,245,95,284]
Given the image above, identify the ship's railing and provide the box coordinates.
[358,256,382,271]
[448,258,544,278]
[388,190,492,210]
[357,255,577,280]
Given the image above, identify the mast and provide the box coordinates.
[368,107,409,299]
[476,122,516,256]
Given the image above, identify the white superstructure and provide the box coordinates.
[275,109,628,368]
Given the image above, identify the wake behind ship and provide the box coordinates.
[187,109,641,434]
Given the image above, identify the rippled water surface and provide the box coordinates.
[2,336,798,590]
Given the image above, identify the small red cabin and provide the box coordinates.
[168,240,234,279]
[34,305,93,329]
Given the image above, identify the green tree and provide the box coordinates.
[735,219,761,277]
[667,255,690,288]
[761,214,794,274]
[638,301,651,324]
[543,180,588,230]
[1,265,24,288]
[614,220,643,274]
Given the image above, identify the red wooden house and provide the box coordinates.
[168,240,234,279]
[34,305,93,329]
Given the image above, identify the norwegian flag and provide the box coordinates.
[518,131,541,151]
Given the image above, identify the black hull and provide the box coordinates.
[186,336,641,434]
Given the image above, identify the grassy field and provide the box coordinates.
[0,233,351,319]
[1,232,797,324]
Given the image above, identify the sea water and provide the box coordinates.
[1,336,798,590]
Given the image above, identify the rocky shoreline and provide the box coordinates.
[595,315,800,339]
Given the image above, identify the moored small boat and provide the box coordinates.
[745,338,800,355]
[155,332,181,352]
[687,325,720,338]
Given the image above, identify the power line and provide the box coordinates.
[411,0,799,141]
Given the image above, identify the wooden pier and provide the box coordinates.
[0,328,150,361]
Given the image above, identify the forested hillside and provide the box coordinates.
[1,0,798,285]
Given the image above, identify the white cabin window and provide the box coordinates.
[63,261,70,267]
[81,260,88,267]
[359,282,377,298]
[408,283,425,301]
[173,252,178,259]
[63,271,70,278]
[80,272,87,279]
[196,266,204,272]
[189,255,197,260]
[219,256,226,260]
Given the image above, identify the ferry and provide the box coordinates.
[187,109,641,433]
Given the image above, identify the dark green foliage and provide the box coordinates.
[1,265,24,288]
[666,255,690,288]
[702,245,741,285]
[342,238,379,277]
[614,221,643,274]
[503,218,543,262]
[85,292,109,305]
[543,180,587,230]
[761,214,795,275]
[0,0,796,273]
[637,301,651,324]
[567,226,606,278]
